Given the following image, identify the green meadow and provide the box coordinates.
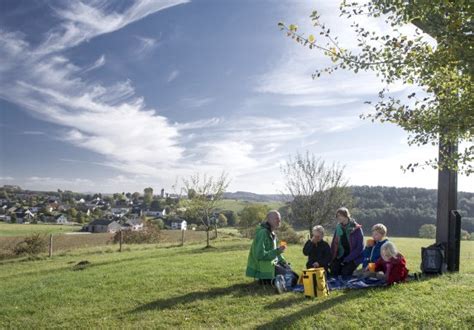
[0,235,473,328]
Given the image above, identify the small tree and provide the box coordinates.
[419,224,437,239]
[182,173,230,248]
[282,151,352,235]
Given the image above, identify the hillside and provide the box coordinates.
[0,237,473,328]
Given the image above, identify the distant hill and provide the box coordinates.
[223,191,286,202]
[223,187,474,236]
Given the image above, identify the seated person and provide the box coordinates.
[245,210,295,293]
[330,207,364,277]
[357,223,389,276]
[302,225,331,272]
[374,241,409,285]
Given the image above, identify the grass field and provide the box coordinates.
[0,235,473,328]
[0,223,81,237]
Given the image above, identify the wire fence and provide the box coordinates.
[0,229,211,260]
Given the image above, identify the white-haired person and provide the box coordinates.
[302,225,332,273]
[374,241,408,285]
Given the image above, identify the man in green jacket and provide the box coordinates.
[245,210,292,293]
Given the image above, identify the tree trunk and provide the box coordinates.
[206,228,210,247]
[214,223,218,239]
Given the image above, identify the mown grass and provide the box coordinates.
[0,236,472,328]
[0,222,81,237]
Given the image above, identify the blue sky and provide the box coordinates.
[0,0,472,193]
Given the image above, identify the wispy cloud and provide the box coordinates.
[36,0,190,54]
[22,131,45,135]
[179,97,214,108]
[83,54,106,73]
[0,176,14,181]
[135,36,158,57]
[167,69,179,82]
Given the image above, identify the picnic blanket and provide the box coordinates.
[327,276,386,290]
[289,276,386,293]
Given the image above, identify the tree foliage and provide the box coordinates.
[279,0,473,174]
[238,204,270,238]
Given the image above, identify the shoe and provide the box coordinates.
[274,275,286,294]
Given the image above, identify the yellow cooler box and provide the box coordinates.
[302,268,329,298]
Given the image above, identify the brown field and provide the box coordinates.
[0,229,210,259]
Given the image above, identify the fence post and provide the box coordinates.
[181,229,185,246]
[49,234,53,257]
[119,230,123,252]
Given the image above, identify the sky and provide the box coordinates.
[0,0,472,194]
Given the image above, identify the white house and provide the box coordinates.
[111,207,130,218]
[143,209,166,217]
[84,219,121,233]
[55,214,69,224]
[171,220,187,230]
[124,218,144,231]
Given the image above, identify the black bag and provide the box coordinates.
[421,243,447,274]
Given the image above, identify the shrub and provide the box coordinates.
[419,224,436,239]
[460,229,470,240]
[154,218,165,230]
[14,234,47,256]
[113,221,160,244]
[277,221,303,244]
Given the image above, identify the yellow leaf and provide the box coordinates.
[308,34,315,43]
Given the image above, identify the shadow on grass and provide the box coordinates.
[130,282,270,314]
[186,243,249,255]
[264,295,306,310]
[256,290,370,329]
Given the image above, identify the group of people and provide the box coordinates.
[245,207,408,293]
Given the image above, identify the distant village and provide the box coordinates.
[0,185,191,233]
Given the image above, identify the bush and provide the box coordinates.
[419,224,436,239]
[113,221,160,244]
[460,229,470,240]
[277,221,303,244]
[14,234,47,256]
[154,218,165,230]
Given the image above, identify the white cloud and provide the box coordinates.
[179,97,214,108]
[22,131,45,135]
[83,54,106,73]
[0,176,14,181]
[135,36,158,56]
[36,0,190,54]
[167,70,180,82]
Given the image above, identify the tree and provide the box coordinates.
[132,192,140,200]
[68,207,78,219]
[150,199,163,211]
[282,152,352,235]
[238,204,270,238]
[144,187,153,207]
[218,213,228,227]
[222,210,238,226]
[279,1,473,174]
[182,173,230,248]
[419,224,437,238]
[187,188,197,200]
